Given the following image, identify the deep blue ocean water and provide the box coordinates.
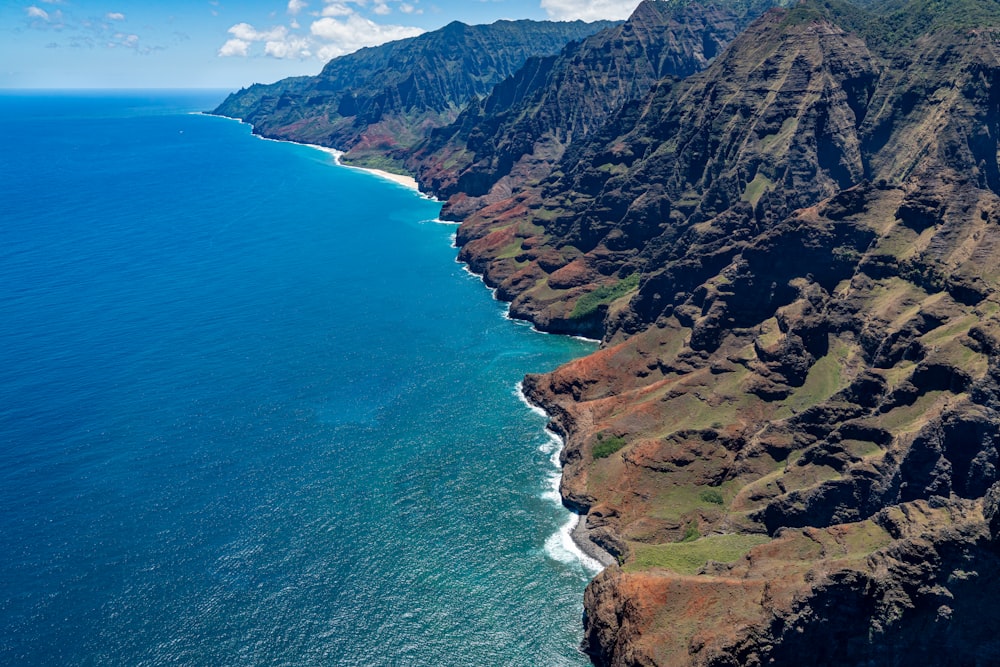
[0,91,598,666]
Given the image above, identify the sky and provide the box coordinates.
[0,0,643,89]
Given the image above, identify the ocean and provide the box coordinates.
[0,91,598,665]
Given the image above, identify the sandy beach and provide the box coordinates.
[308,145,422,193]
[202,114,424,194]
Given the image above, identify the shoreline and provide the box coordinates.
[207,108,609,572]
[200,112,429,197]
[300,135,611,568]
[516,383,615,572]
[572,512,618,568]
[459,263,602,344]
[309,145,424,194]
[312,130,610,570]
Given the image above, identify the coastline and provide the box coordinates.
[200,112,427,196]
[516,383,615,572]
[292,129,612,571]
[308,145,423,194]
[207,108,607,572]
[302,121,611,572]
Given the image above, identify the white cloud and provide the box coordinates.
[227,22,289,42]
[25,3,155,50]
[108,32,139,48]
[217,2,423,62]
[218,37,250,57]
[309,14,423,58]
[320,3,353,17]
[265,35,312,58]
[540,0,640,21]
[25,5,66,28]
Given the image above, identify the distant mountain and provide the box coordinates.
[408,0,777,220]
[211,19,616,173]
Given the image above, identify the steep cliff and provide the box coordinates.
[456,2,878,335]
[408,0,775,220]
[487,0,1000,663]
[211,19,615,172]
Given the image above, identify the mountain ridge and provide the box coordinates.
[211,19,616,173]
[407,1,776,221]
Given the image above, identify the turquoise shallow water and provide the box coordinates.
[0,91,597,665]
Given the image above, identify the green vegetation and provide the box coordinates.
[741,173,773,206]
[496,238,526,259]
[839,520,893,556]
[340,153,410,176]
[661,0,792,17]
[592,433,627,459]
[700,489,725,505]
[877,0,1000,40]
[774,338,850,418]
[628,534,772,574]
[571,273,640,320]
[784,0,1000,55]
[681,523,701,542]
[649,481,739,523]
[875,389,947,433]
[841,438,884,459]
[518,220,546,237]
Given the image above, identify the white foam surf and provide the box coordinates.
[514,383,605,573]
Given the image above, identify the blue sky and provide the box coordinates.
[1,0,641,89]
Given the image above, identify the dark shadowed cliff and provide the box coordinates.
[407,0,778,220]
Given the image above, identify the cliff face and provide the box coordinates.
[211,19,615,172]
[497,1,1000,663]
[455,4,878,336]
[582,497,1000,666]
[408,1,773,220]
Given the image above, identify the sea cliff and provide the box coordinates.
[217,0,1000,664]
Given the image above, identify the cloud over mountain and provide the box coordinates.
[218,0,424,60]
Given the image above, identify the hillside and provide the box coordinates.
[211,19,615,173]
[454,0,1000,663]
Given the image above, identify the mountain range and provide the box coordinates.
[212,19,616,173]
[213,1,1000,664]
